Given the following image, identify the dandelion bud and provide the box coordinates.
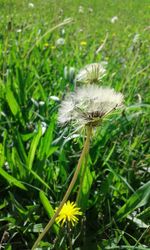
[75,63,106,85]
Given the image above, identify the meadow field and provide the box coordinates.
[0,0,150,249]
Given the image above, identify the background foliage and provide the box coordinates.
[0,0,150,249]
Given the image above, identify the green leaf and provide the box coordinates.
[9,192,27,215]
[11,147,26,178]
[47,146,58,157]
[5,87,20,116]
[106,164,135,193]
[16,132,28,162]
[38,120,55,160]
[28,223,44,233]
[4,244,12,250]
[0,167,27,190]
[39,191,59,234]
[0,199,8,210]
[116,181,150,220]
[21,132,35,141]
[0,143,5,168]
[27,124,42,169]
[29,169,51,190]
[78,167,94,210]
[137,206,150,221]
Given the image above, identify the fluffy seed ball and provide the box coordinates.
[75,63,106,84]
[58,84,123,127]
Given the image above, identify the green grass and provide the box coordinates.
[0,0,150,249]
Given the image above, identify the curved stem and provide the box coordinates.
[32,126,92,250]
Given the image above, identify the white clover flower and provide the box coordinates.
[58,84,123,127]
[75,63,106,84]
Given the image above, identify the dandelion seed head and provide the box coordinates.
[55,38,65,46]
[58,84,123,127]
[75,63,106,84]
[55,201,82,226]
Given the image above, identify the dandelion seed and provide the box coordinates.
[55,201,82,226]
[75,63,106,84]
[58,84,123,127]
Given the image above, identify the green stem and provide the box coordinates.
[32,126,92,250]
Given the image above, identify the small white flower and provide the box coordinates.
[75,63,106,84]
[55,38,65,46]
[58,84,123,127]
[110,16,118,23]
[28,3,34,8]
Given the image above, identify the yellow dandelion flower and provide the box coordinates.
[80,41,87,46]
[55,201,82,226]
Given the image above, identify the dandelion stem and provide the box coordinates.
[32,125,92,250]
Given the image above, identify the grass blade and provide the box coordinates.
[116,181,150,220]
[39,191,59,234]
[0,167,27,190]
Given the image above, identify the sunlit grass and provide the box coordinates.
[0,0,149,249]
